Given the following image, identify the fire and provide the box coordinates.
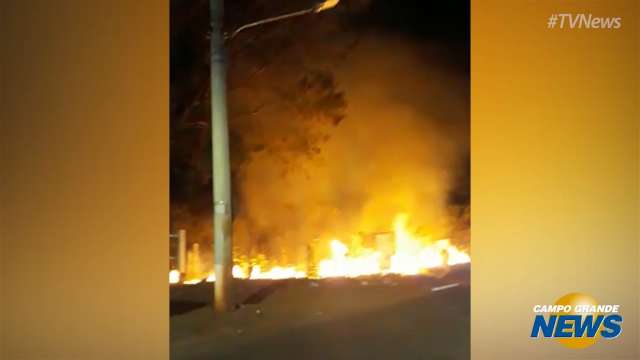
[170,213,469,284]
[249,265,306,280]
[318,239,382,278]
[169,269,181,284]
[232,265,248,279]
[202,264,305,282]
[318,214,470,278]
[183,278,203,285]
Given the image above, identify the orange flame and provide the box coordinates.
[170,213,469,284]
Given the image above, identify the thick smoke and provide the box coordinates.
[234,35,469,264]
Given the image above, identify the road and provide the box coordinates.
[171,264,469,360]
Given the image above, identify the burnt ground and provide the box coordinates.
[170,264,469,360]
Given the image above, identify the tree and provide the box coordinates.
[170,0,354,249]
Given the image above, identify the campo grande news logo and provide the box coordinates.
[530,292,623,349]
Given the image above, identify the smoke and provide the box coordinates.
[169,1,469,272]
[234,35,469,263]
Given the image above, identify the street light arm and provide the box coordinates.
[226,8,314,40]
[225,0,339,40]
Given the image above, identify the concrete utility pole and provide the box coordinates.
[169,229,187,274]
[208,0,340,312]
[177,229,187,274]
[209,0,233,312]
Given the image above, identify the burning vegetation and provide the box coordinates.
[170,213,469,283]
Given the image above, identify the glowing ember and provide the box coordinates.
[169,213,469,284]
[318,214,469,278]
[318,239,382,278]
[169,269,181,284]
[183,279,202,285]
[233,265,248,279]
[249,265,306,280]
[445,243,471,265]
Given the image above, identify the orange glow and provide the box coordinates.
[249,265,306,280]
[318,239,382,278]
[170,213,470,284]
[318,214,470,278]
[169,269,181,284]
[232,264,248,279]
[182,278,202,285]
